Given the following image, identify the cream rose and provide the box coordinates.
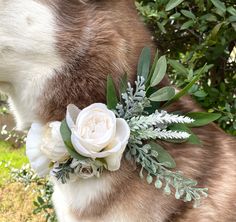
[26,122,69,177]
[66,103,130,171]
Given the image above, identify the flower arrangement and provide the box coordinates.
[26,47,221,206]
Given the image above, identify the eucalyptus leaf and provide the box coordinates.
[60,119,86,160]
[165,0,184,11]
[150,56,167,87]
[106,75,118,110]
[137,47,151,80]
[149,86,175,102]
[187,112,222,127]
[149,142,176,168]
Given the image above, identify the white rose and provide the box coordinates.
[26,122,69,177]
[66,103,130,171]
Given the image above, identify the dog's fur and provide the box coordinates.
[0,1,236,221]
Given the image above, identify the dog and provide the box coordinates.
[0,0,236,221]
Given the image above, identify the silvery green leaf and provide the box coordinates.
[146,175,153,184]
[155,179,163,189]
[149,86,175,102]
[150,56,167,87]
[169,123,202,145]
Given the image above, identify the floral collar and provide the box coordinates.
[26,47,220,206]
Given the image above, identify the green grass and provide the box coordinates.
[0,141,45,221]
[0,140,28,185]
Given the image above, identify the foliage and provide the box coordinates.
[10,165,57,222]
[112,50,211,205]
[136,0,236,135]
[0,141,28,185]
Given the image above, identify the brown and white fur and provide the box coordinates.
[0,0,236,221]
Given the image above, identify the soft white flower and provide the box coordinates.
[66,103,130,171]
[26,122,69,177]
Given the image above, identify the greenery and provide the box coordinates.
[112,50,212,205]
[136,0,236,135]
[10,165,57,222]
[0,141,27,185]
[0,142,45,222]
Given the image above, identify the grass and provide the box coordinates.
[0,140,45,221]
[0,140,28,185]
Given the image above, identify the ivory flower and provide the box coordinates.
[26,122,69,177]
[66,103,130,171]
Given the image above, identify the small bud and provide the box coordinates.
[155,179,163,189]
[146,175,153,184]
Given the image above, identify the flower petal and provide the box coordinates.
[31,155,51,177]
[66,104,81,129]
[105,119,130,171]
[115,118,130,146]
[71,130,93,157]
[105,152,123,171]
[26,123,51,177]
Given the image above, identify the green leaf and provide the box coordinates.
[168,59,188,76]
[120,73,128,94]
[211,22,224,39]
[137,47,151,80]
[180,20,194,30]
[193,91,207,98]
[149,86,175,102]
[170,12,181,20]
[149,142,176,168]
[228,16,236,23]
[146,49,159,88]
[106,75,118,110]
[200,14,217,22]
[227,6,236,16]
[181,10,196,19]
[157,22,167,33]
[60,119,86,160]
[162,64,207,107]
[150,56,167,87]
[210,0,226,13]
[186,112,222,127]
[169,124,202,145]
[165,0,184,11]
